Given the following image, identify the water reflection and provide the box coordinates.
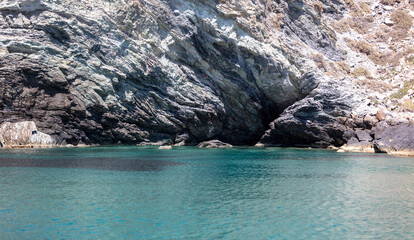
[0,157,180,171]
[0,147,413,239]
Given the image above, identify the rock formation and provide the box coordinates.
[374,123,414,156]
[197,140,233,148]
[0,0,413,153]
[0,121,54,148]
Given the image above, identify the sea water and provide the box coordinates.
[0,146,413,239]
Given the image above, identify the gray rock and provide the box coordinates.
[374,123,414,156]
[0,0,379,148]
[343,129,356,141]
[258,84,355,148]
[355,129,373,142]
[174,133,197,146]
[371,121,389,139]
[347,137,360,145]
[197,140,233,149]
[0,0,339,146]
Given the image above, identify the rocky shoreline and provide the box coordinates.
[1,119,413,157]
[0,0,413,154]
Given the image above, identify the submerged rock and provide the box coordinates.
[0,121,54,148]
[197,140,233,149]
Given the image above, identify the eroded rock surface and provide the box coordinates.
[0,0,412,149]
[374,123,414,156]
[0,121,54,148]
[0,0,339,146]
[259,83,355,147]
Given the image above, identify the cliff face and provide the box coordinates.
[0,0,413,148]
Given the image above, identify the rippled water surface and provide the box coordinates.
[0,146,413,239]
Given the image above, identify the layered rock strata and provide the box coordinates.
[374,123,414,156]
[0,0,412,154]
[0,0,342,146]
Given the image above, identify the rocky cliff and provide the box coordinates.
[0,0,413,153]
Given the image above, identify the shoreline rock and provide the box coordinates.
[338,141,375,153]
[373,123,414,156]
[0,121,55,148]
[197,140,233,149]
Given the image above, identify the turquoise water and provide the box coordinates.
[0,147,413,239]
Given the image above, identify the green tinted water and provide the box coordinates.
[0,147,413,239]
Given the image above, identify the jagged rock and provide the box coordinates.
[374,123,414,156]
[0,0,407,149]
[355,129,373,142]
[0,0,341,146]
[197,140,233,148]
[0,121,54,148]
[258,84,355,148]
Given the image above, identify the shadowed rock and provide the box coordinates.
[0,0,347,146]
[258,86,354,148]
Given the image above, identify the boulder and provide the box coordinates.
[197,140,233,148]
[347,137,360,145]
[0,121,55,148]
[374,123,414,156]
[258,88,353,148]
[376,109,386,121]
[355,129,373,142]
